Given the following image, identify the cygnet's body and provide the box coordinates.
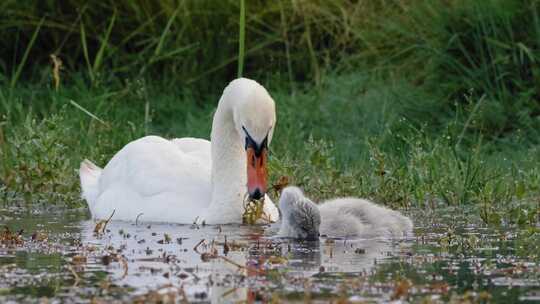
[278,187,413,239]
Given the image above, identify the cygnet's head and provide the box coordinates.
[223,78,276,201]
[278,186,321,241]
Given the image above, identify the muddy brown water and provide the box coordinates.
[0,205,539,303]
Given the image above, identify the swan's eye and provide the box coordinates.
[242,125,269,155]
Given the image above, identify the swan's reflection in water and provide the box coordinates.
[80,220,408,303]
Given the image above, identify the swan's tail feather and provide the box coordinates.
[80,159,102,210]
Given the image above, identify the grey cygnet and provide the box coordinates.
[278,186,413,240]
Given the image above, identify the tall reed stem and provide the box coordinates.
[237,0,246,78]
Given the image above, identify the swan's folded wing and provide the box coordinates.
[85,136,213,222]
[171,137,211,163]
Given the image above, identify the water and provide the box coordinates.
[0,205,538,303]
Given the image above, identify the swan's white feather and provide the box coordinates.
[84,136,212,222]
[80,159,102,205]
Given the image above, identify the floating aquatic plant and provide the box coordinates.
[242,196,266,225]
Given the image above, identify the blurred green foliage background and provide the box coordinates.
[0,1,539,224]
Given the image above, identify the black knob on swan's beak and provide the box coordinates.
[249,188,263,200]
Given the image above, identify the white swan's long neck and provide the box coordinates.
[208,95,246,221]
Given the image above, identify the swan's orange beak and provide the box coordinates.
[246,147,267,200]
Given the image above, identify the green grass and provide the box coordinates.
[1,72,538,227]
[5,1,540,142]
[0,0,539,226]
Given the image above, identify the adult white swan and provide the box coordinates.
[79,78,279,224]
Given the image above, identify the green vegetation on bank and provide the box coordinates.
[1,0,539,226]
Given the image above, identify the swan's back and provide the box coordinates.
[84,136,212,222]
[319,198,413,238]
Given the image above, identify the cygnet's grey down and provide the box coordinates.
[278,186,413,240]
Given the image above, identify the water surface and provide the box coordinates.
[0,205,538,303]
